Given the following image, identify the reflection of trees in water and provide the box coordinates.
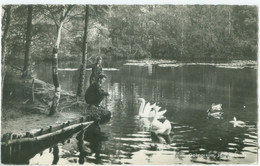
[175,118,248,162]
[32,61,257,164]
[116,65,256,155]
[48,64,256,164]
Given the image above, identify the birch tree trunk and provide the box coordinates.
[77,5,89,97]
[1,6,11,94]
[49,5,73,115]
[22,5,33,78]
[49,23,63,115]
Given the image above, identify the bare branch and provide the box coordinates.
[46,5,59,29]
[64,13,85,24]
[60,5,75,22]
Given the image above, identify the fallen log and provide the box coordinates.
[1,121,93,164]
[2,121,93,146]
[1,105,112,164]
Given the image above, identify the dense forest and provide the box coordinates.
[2,5,258,64]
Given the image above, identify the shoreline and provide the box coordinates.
[1,69,110,137]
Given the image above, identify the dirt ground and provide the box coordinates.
[1,72,85,137]
[1,107,83,137]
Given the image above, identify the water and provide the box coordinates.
[32,60,257,164]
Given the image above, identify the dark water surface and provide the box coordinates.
[31,61,257,164]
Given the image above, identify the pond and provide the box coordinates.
[32,60,257,164]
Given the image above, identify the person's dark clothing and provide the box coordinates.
[85,81,108,107]
[89,64,103,85]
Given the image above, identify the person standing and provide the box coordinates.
[89,56,103,85]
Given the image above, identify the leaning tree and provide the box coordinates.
[46,5,74,115]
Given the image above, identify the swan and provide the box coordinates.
[150,102,156,108]
[155,106,167,118]
[150,111,172,135]
[138,98,157,118]
[139,118,151,131]
[153,107,167,119]
[207,109,224,119]
[229,117,246,128]
[138,98,167,119]
[138,98,147,117]
[143,102,152,117]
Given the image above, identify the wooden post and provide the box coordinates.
[52,145,59,164]
[77,129,86,164]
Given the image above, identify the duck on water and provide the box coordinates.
[207,104,224,119]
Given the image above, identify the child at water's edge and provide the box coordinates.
[85,74,109,107]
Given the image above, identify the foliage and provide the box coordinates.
[2,5,258,63]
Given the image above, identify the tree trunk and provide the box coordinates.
[1,6,11,96]
[181,11,184,57]
[22,5,33,78]
[228,10,231,35]
[49,24,63,115]
[77,5,89,97]
[49,5,74,115]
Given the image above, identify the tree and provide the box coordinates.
[77,5,89,97]
[22,5,33,77]
[1,6,12,93]
[48,5,74,115]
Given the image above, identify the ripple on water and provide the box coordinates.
[242,147,258,154]
[244,133,257,140]
[114,137,151,142]
[126,133,150,137]
[228,143,238,147]
[243,138,257,147]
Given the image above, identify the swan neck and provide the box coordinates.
[139,100,145,116]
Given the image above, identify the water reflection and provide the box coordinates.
[32,62,257,164]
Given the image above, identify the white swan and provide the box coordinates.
[156,107,167,118]
[150,112,172,135]
[150,103,156,109]
[229,117,246,128]
[139,118,151,131]
[143,102,152,117]
[138,98,157,118]
[138,98,167,118]
[138,98,146,117]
